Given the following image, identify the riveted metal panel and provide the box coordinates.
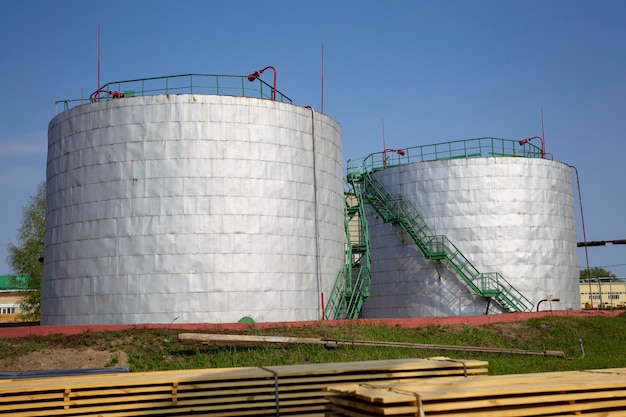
[361,157,580,318]
[43,95,343,325]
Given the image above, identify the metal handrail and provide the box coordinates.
[363,172,534,312]
[55,73,293,113]
[325,182,373,320]
[347,137,546,177]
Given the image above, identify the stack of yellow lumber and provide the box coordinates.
[0,357,487,416]
[325,368,626,416]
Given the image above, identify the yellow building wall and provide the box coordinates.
[346,194,361,247]
[580,282,626,309]
[0,293,24,322]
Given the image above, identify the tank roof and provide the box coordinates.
[55,73,293,113]
[347,137,545,178]
[0,276,31,291]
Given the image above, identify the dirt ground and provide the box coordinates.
[0,310,621,372]
[0,348,129,372]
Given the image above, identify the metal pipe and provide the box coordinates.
[321,43,325,114]
[536,298,560,311]
[568,164,593,308]
[248,66,277,100]
[382,148,406,167]
[97,24,101,102]
[518,136,545,158]
[305,106,322,320]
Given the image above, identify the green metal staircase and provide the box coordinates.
[324,187,372,320]
[358,171,534,313]
[325,138,543,318]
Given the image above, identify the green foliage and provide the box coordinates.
[580,266,617,281]
[7,181,45,321]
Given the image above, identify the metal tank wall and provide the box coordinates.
[361,157,580,318]
[43,95,344,325]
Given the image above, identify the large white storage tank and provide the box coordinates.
[359,145,580,318]
[43,93,344,325]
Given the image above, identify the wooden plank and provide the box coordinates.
[179,333,565,357]
[272,371,487,387]
[326,368,626,417]
[0,366,275,394]
[331,376,626,404]
[400,377,626,400]
[178,332,326,346]
[423,399,626,417]
[327,402,626,417]
[423,389,626,412]
[263,357,489,376]
[328,395,417,415]
[330,339,565,357]
[361,368,624,387]
[0,358,489,417]
[326,402,412,417]
[0,397,326,417]
[587,367,626,375]
[548,412,626,417]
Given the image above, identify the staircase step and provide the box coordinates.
[348,172,533,315]
[427,252,445,260]
[351,244,367,254]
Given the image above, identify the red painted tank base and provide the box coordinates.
[0,310,621,339]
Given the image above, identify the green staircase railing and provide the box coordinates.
[55,73,293,113]
[358,170,534,313]
[324,187,372,320]
[358,171,442,260]
[326,137,539,318]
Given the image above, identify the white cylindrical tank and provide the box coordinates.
[43,95,344,325]
[361,157,580,318]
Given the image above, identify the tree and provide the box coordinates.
[579,266,618,282]
[7,181,45,321]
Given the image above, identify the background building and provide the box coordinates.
[0,276,30,323]
[580,281,626,309]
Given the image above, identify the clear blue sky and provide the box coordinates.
[1,0,624,277]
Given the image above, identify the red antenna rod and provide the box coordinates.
[382,117,387,167]
[97,24,100,101]
[321,42,325,114]
[541,105,545,141]
[382,116,386,149]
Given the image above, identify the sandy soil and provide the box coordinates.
[0,348,129,371]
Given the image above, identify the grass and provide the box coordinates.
[1,313,626,375]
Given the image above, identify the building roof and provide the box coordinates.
[0,276,31,291]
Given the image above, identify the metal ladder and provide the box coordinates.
[324,186,372,320]
[357,171,533,313]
